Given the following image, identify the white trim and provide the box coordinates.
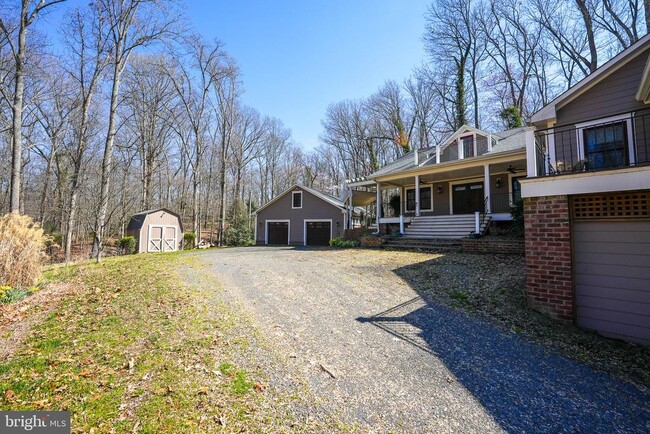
[449,177,484,215]
[520,166,650,198]
[405,184,434,212]
[303,219,333,246]
[291,191,303,209]
[265,219,290,245]
[254,214,258,244]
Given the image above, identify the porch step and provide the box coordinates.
[401,214,490,239]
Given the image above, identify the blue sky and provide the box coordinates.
[188,1,431,150]
[42,0,431,150]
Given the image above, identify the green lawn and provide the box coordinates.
[0,252,313,433]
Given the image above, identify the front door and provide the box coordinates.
[452,182,485,214]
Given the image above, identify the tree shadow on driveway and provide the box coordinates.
[357,268,650,433]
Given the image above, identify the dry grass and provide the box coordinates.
[0,213,49,288]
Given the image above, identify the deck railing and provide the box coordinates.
[533,110,650,177]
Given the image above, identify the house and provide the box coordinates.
[345,125,529,238]
[126,208,184,253]
[254,184,347,246]
[520,34,650,344]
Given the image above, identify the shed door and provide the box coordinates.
[149,226,163,252]
[572,193,650,344]
[306,221,331,246]
[267,222,289,245]
[163,226,177,251]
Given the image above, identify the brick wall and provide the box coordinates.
[524,195,574,323]
[461,237,525,255]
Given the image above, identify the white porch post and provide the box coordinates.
[474,212,480,234]
[436,145,441,163]
[483,164,491,213]
[415,175,421,217]
[375,182,382,233]
[525,126,537,176]
[487,133,493,152]
[399,215,404,234]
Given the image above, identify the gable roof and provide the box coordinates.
[254,184,345,214]
[531,33,650,124]
[126,208,184,232]
[359,126,526,180]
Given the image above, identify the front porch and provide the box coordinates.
[346,159,525,238]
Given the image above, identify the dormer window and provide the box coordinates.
[292,191,302,209]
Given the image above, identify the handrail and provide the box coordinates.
[478,196,490,235]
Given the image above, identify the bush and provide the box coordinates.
[510,198,524,236]
[0,213,48,288]
[118,236,137,255]
[183,232,196,249]
[224,226,253,246]
[389,194,401,217]
[329,237,359,248]
[360,235,383,247]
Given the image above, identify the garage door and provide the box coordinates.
[572,193,650,344]
[305,221,331,246]
[267,221,288,245]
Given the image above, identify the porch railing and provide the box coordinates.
[533,109,650,177]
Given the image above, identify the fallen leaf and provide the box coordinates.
[254,382,267,392]
[197,386,209,395]
[4,389,17,402]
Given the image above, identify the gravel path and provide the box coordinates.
[195,247,649,433]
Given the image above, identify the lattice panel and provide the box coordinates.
[572,192,650,220]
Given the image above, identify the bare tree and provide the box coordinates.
[0,0,67,213]
[92,0,175,261]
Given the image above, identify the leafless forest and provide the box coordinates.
[1,0,647,259]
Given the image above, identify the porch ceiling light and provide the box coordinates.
[437,185,443,194]
[496,178,502,188]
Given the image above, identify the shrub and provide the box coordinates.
[510,198,524,236]
[118,236,137,255]
[360,235,383,247]
[183,232,196,249]
[224,226,253,246]
[329,237,359,248]
[0,213,48,288]
[388,194,401,217]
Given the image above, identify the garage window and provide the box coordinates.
[292,191,302,209]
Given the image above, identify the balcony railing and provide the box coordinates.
[533,110,650,177]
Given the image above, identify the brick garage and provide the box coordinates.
[523,195,573,323]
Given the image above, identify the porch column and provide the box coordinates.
[436,145,441,163]
[483,164,491,213]
[375,182,382,233]
[415,175,421,217]
[525,126,537,176]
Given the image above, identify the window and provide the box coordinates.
[461,135,475,158]
[406,186,432,211]
[582,121,628,170]
[292,191,302,209]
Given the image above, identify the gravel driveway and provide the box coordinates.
[196,247,649,433]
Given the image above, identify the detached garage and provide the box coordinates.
[126,208,184,253]
[255,184,346,246]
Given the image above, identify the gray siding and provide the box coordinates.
[256,187,344,245]
[574,220,650,345]
[556,48,649,126]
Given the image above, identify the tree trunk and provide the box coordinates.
[92,61,123,261]
[575,0,598,72]
[9,2,29,213]
[39,147,55,224]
